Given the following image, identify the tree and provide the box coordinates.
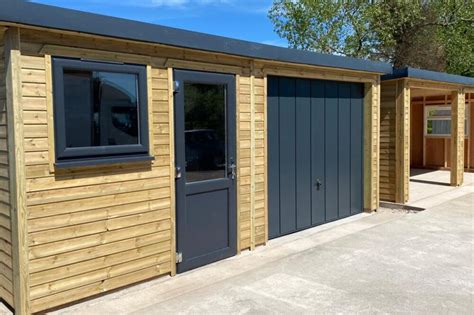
[268,0,474,76]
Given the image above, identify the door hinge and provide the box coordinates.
[175,166,182,179]
[173,80,180,93]
[176,252,183,264]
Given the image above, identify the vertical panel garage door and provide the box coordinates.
[268,76,364,239]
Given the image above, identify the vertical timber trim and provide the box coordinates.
[147,65,155,157]
[5,27,29,314]
[249,62,256,250]
[167,67,177,276]
[451,89,465,186]
[45,54,56,173]
[395,79,410,203]
[363,80,380,211]
[422,96,426,167]
[235,74,241,254]
[263,75,269,244]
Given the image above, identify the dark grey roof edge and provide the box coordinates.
[382,67,474,87]
[0,0,393,74]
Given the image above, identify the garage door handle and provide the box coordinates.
[315,179,322,190]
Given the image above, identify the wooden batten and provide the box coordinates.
[4,27,30,313]
[249,62,256,250]
[364,80,380,211]
[166,67,177,276]
[450,90,465,186]
[407,79,463,91]
[261,63,378,84]
[262,75,269,243]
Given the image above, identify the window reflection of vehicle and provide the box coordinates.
[185,129,225,171]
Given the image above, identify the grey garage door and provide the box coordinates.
[268,76,364,239]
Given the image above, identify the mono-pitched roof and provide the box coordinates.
[382,67,474,87]
[0,0,393,74]
[1,1,473,87]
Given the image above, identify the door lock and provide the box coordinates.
[315,179,323,190]
[229,159,237,180]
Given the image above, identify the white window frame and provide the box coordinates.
[424,105,469,137]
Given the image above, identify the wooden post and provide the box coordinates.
[395,79,410,203]
[422,96,426,167]
[4,27,30,314]
[450,89,465,186]
[364,80,380,211]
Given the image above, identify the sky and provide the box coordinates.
[29,0,287,47]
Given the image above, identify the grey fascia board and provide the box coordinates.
[382,67,474,87]
[1,0,393,74]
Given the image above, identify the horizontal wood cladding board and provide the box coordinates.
[30,246,171,300]
[380,82,397,202]
[0,38,13,307]
[31,261,172,313]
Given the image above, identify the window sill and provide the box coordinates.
[55,155,155,169]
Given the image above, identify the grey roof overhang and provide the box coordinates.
[382,67,474,87]
[0,0,393,74]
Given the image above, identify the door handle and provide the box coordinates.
[315,179,323,190]
[228,159,237,180]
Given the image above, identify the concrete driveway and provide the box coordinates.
[43,179,473,315]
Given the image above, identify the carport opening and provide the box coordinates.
[409,89,473,203]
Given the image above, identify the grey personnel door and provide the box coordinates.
[268,76,364,239]
[174,70,237,273]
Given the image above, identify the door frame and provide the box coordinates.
[173,69,238,273]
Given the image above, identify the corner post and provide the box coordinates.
[395,79,410,203]
[5,27,30,314]
[364,79,380,211]
[451,89,465,186]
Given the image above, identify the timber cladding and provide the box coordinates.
[379,80,410,203]
[21,50,173,311]
[8,27,268,312]
[380,81,397,202]
[0,25,382,313]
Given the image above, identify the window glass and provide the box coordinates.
[425,106,468,136]
[184,83,226,182]
[63,70,139,148]
[427,119,451,135]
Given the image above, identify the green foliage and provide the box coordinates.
[268,0,474,76]
[437,0,474,76]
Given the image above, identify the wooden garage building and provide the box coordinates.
[0,0,432,313]
[380,68,474,203]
